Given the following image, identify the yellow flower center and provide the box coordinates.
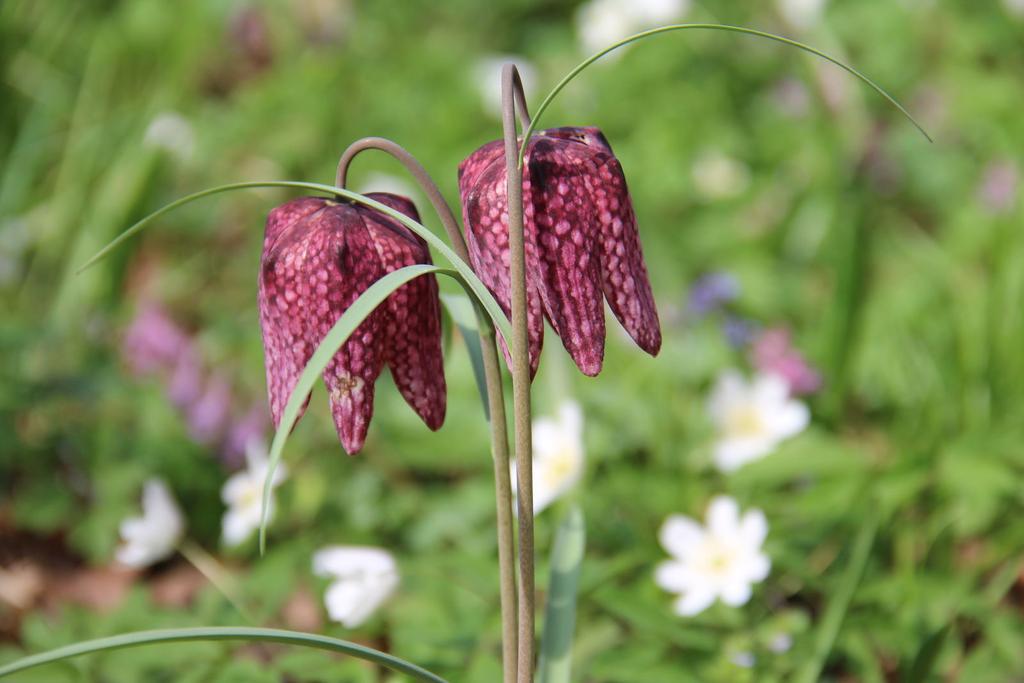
[725,404,765,438]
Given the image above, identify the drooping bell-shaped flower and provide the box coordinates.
[458,126,661,377]
[258,194,446,454]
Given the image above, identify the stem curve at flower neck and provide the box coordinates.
[517,22,933,168]
[335,137,473,267]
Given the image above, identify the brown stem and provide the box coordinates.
[336,138,518,683]
[502,63,535,683]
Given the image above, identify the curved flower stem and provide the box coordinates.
[336,139,518,683]
[517,23,931,167]
[502,62,535,683]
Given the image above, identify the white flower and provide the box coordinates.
[708,370,809,472]
[512,400,584,515]
[143,112,195,161]
[776,0,827,30]
[116,478,185,568]
[576,0,690,56]
[474,54,537,119]
[691,150,751,200]
[221,440,287,547]
[655,496,770,616]
[312,546,399,628]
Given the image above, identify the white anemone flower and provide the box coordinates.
[312,546,399,628]
[474,54,537,119]
[708,370,809,473]
[776,0,827,30]
[576,0,690,56]
[655,495,770,616]
[512,400,585,515]
[116,478,185,568]
[221,440,287,547]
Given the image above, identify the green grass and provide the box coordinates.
[2,0,1024,681]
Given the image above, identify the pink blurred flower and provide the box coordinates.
[186,375,234,445]
[123,304,191,375]
[750,328,822,396]
[166,348,204,409]
[977,160,1018,215]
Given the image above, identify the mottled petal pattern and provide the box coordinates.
[460,157,545,377]
[458,126,661,378]
[360,195,446,429]
[258,193,446,454]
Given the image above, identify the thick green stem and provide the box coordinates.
[517,23,931,167]
[337,139,518,683]
[502,63,536,683]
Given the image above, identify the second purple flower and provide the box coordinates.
[458,126,661,377]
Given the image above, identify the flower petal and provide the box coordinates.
[673,587,716,617]
[719,580,752,607]
[524,136,607,375]
[706,496,741,537]
[322,208,387,454]
[740,509,769,548]
[659,514,704,559]
[594,155,661,356]
[459,152,545,376]
[258,199,329,430]
[654,560,693,593]
[360,194,447,431]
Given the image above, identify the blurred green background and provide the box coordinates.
[2,0,1023,681]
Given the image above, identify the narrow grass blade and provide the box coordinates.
[795,507,880,683]
[519,23,931,167]
[76,180,512,345]
[259,264,458,552]
[538,506,586,683]
[903,626,949,683]
[0,627,448,682]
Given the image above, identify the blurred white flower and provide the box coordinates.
[731,651,756,668]
[691,150,750,200]
[769,632,794,653]
[143,112,195,161]
[116,478,185,568]
[776,0,827,30]
[474,54,537,119]
[356,171,417,199]
[655,495,770,616]
[312,546,399,628]
[512,400,584,514]
[576,0,690,56]
[1005,0,1024,18]
[708,370,809,472]
[221,440,287,547]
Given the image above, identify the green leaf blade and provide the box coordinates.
[0,627,448,682]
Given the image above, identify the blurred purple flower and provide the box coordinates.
[186,375,233,445]
[977,160,1018,215]
[123,304,191,375]
[166,348,204,409]
[750,327,822,396]
[688,272,739,317]
[722,315,756,349]
[223,403,270,467]
[122,304,269,465]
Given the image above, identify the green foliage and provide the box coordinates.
[3,0,1024,681]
